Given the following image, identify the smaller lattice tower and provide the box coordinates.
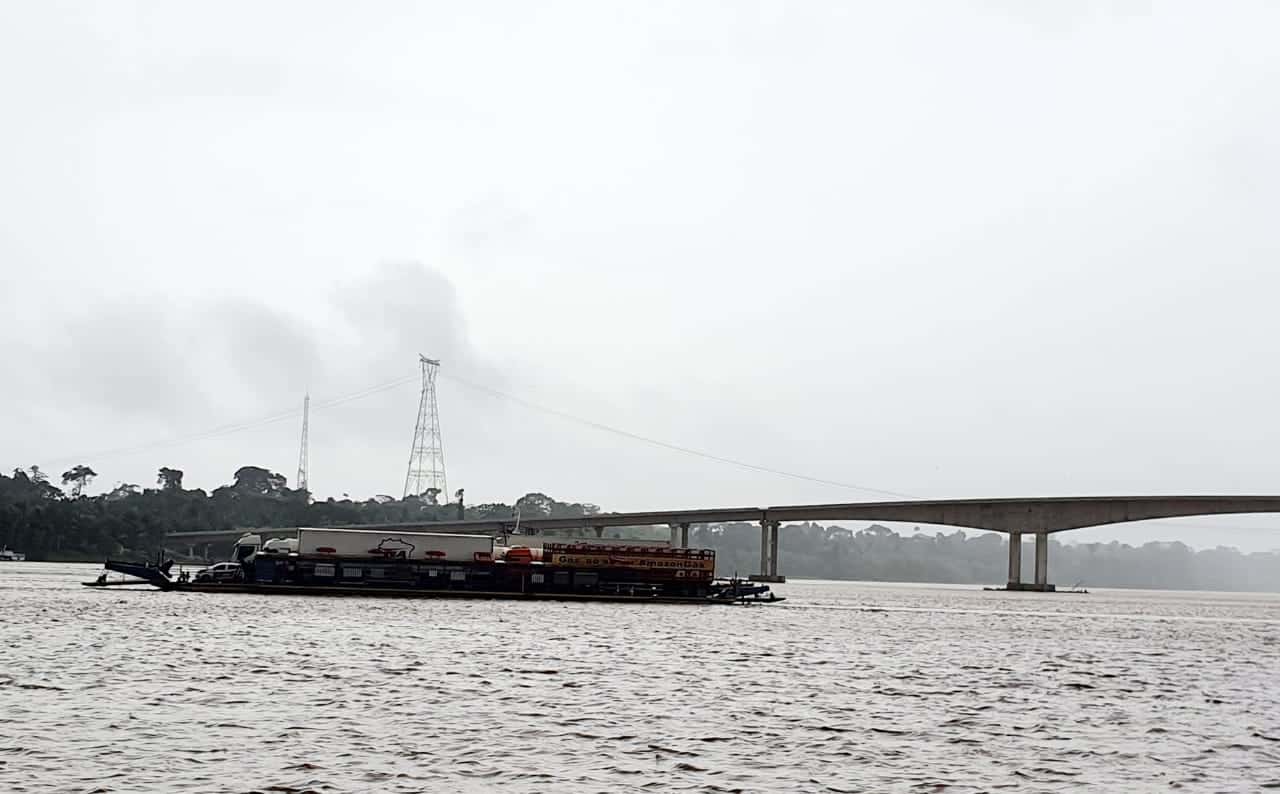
[403,355,447,500]
[296,392,310,494]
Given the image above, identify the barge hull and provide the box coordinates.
[156,581,776,605]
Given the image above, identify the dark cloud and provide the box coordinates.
[330,261,477,380]
[206,298,322,404]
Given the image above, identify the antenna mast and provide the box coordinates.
[296,392,310,495]
[403,355,447,501]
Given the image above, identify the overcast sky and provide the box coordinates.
[3,1,1279,551]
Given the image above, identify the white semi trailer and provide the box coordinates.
[294,528,493,562]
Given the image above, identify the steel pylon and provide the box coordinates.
[403,355,447,501]
[295,393,310,495]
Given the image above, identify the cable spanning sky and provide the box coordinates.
[3,2,1280,551]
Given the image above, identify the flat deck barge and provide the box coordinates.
[101,528,782,606]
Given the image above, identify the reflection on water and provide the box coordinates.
[1,564,1278,792]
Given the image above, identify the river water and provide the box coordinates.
[1,563,1278,792]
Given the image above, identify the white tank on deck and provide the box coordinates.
[261,537,299,554]
[295,528,493,562]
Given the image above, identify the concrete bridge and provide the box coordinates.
[163,495,1280,591]
[760,495,1280,590]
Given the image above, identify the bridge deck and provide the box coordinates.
[165,495,1280,544]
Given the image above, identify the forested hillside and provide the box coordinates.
[0,464,597,560]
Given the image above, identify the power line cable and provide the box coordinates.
[439,371,920,500]
[438,375,1280,533]
[37,366,1278,537]
[42,373,419,468]
[42,365,915,499]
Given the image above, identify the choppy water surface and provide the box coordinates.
[2,565,1279,792]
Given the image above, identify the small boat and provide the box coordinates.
[708,577,785,603]
[0,546,25,562]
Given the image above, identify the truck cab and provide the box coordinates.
[233,533,263,561]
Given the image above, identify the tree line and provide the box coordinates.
[2,464,1277,591]
[0,464,598,561]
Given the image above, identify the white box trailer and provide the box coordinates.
[295,528,493,562]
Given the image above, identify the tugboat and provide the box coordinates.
[100,528,783,606]
[708,577,783,603]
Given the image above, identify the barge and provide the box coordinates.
[102,528,782,605]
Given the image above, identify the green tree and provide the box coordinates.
[516,492,554,517]
[106,483,140,501]
[157,467,184,491]
[60,465,98,498]
[231,466,287,496]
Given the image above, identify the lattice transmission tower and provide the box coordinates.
[403,355,447,500]
[296,392,310,494]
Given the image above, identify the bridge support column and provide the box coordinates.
[751,520,786,583]
[1004,531,1055,591]
[669,524,679,546]
[769,521,780,578]
[759,520,768,574]
[593,525,604,538]
[1007,531,1022,588]
[679,522,689,548]
[1034,532,1051,590]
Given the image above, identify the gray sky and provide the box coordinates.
[3,1,1280,551]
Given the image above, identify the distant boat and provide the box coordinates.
[0,546,26,562]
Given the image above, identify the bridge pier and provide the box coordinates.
[759,519,768,574]
[1004,531,1055,591]
[1007,531,1022,588]
[751,520,785,583]
[769,521,780,578]
[668,523,691,547]
[1035,531,1051,589]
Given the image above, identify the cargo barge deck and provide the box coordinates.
[100,528,783,606]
